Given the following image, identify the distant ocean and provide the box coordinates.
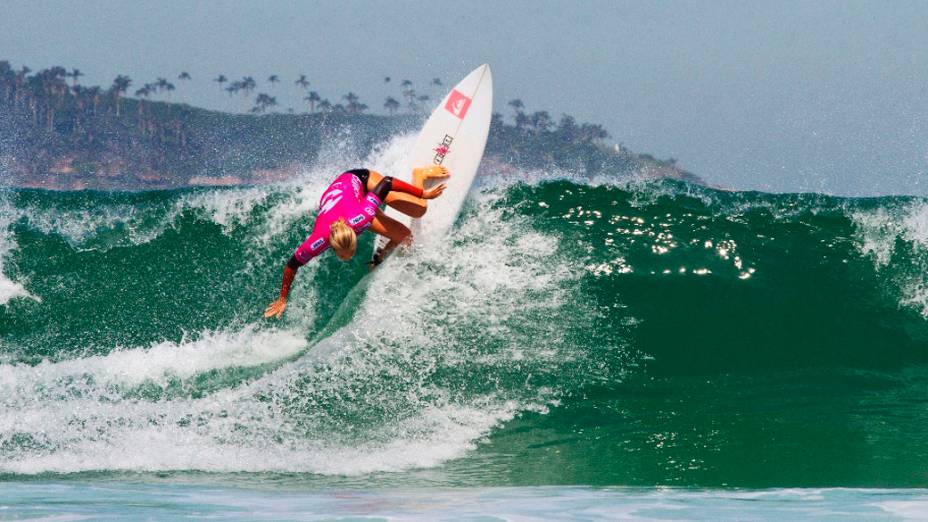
[3,135,928,519]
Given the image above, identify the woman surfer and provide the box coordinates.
[263,166,449,319]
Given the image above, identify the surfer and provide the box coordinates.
[263,166,449,319]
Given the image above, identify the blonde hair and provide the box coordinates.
[329,218,357,256]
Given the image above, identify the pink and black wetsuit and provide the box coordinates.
[286,169,423,269]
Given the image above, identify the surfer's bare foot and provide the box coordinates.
[415,165,450,180]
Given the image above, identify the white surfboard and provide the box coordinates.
[373,64,493,257]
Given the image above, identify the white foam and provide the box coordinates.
[0,196,35,305]
[0,326,306,396]
[0,179,582,476]
[0,131,598,476]
[852,201,928,316]
[875,499,928,518]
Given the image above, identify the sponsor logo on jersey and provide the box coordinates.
[445,89,472,119]
[351,175,362,198]
[365,206,376,216]
[433,134,454,164]
[310,238,325,251]
[319,189,343,215]
[366,194,381,206]
[349,214,365,226]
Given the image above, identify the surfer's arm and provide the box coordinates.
[264,257,300,319]
[264,236,324,319]
[280,256,301,298]
[368,209,413,267]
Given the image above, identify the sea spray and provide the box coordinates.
[2,149,928,484]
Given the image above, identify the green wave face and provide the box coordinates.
[2,153,928,487]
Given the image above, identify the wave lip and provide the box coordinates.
[0,197,35,306]
[852,200,928,316]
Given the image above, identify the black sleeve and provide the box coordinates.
[345,168,370,186]
[370,176,394,201]
[286,255,302,270]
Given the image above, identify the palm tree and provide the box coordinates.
[490,111,504,129]
[384,96,400,115]
[178,71,191,81]
[241,76,256,96]
[214,74,228,88]
[431,77,442,87]
[400,80,416,110]
[110,75,131,116]
[69,68,83,86]
[508,98,524,116]
[304,90,321,112]
[39,67,69,131]
[0,61,13,103]
[225,81,242,96]
[86,85,102,115]
[295,74,309,90]
[530,111,552,133]
[557,114,578,141]
[268,74,279,85]
[135,84,153,131]
[578,123,609,142]
[70,84,87,132]
[251,93,277,113]
[12,66,30,107]
[343,92,367,113]
[317,99,332,112]
[384,76,391,84]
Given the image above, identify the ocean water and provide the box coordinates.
[3,136,928,519]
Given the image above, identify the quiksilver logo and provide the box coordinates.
[444,89,472,119]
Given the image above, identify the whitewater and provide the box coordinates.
[3,133,928,519]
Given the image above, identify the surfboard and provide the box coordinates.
[373,64,493,258]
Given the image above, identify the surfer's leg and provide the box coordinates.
[369,209,411,263]
[366,171,425,218]
[365,170,385,192]
[366,168,448,219]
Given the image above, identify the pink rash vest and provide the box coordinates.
[292,172,382,265]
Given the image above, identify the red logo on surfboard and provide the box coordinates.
[445,89,472,119]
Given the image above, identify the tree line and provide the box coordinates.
[1,60,611,144]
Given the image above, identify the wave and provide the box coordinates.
[2,135,928,482]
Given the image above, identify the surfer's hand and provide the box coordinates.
[422,183,447,199]
[263,298,287,319]
[368,249,386,271]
